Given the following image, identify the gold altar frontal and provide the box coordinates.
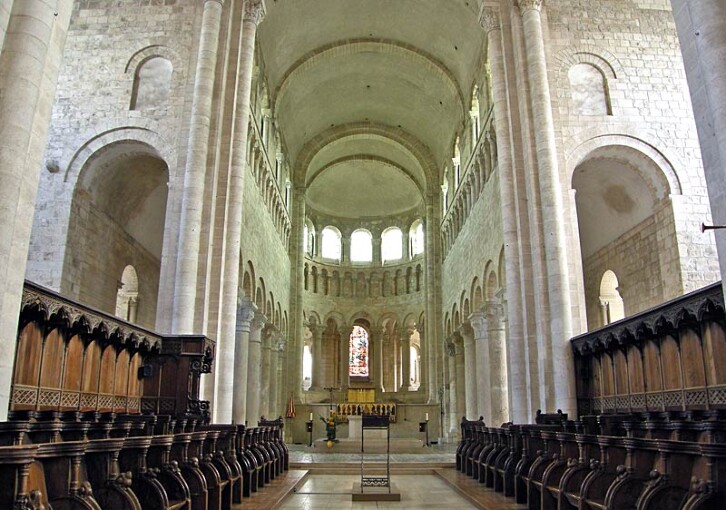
[335,389,398,422]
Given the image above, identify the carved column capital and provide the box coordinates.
[468,310,488,339]
[243,0,266,24]
[479,6,500,33]
[236,298,257,332]
[516,0,543,15]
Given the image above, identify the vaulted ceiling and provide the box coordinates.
[257,0,487,218]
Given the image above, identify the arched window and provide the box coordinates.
[381,227,403,263]
[350,229,373,263]
[321,226,342,262]
[349,325,369,377]
[115,265,139,322]
[442,171,449,215]
[409,220,424,257]
[131,57,173,110]
[599,270,625,325]
[303,220,316,257]
[302,342,312,391]
[568,63,610,115]
[470,85,480,142]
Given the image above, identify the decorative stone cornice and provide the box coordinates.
[243,0,266,24]
[479,6,500,33]
[516,0,543,15]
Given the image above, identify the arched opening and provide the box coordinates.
[115,265,139,322]
[381,227,403,264]
[349,324,370,378]
[130,56,172,110]
[350,229,373,263]
[64,141,169,329]
[568,63,611,116]
[599,269,625,326]
[409,219,424,257]
[572,144,678,329]
[321,225,342,262]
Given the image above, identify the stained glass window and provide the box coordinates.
[349,325,369,377]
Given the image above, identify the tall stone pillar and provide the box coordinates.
[289,185,306,402]
[268,336,281,417]
[458,322,477,419]
[0,0,72,419]
[233,299,256,423]
[480,4,529,424]
[382,330,394,391]
[339,326,352,392]
[670,0,726,293]
[445,338,458,436]
[469,311,491,423]
[400,328,412,391]
[171,0,225,333]
[259,325,274,418]
[516,0,575,414]
[371,327,384,392]
[215,0,266,423]
[309,322,323,390]
[486,300,509,425]
[246,311,267,425]
[454,333,466,430]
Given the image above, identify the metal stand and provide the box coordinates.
[360,415,390,492]
[306,420,313,447]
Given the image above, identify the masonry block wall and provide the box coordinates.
[547,0,719,319]
[442,172,503,323]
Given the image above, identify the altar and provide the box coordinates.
[347,415,387,439]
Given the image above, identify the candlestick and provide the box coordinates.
[309,412,313,421]
[425,412,429,421]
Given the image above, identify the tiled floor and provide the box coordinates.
[280,474,479,509]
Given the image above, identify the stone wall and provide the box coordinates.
[547,0,719,298]
[241,164,291,327]
[442,172,503,327]
[63,192,160,329]
[582,201,681,329]
[27,0,199,297]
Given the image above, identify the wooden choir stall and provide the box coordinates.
[0,281,290,510]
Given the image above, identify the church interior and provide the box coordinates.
[1,0,726,508]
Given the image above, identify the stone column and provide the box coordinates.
[517,0,575,415]
[372,237,382,266]
[215,0,266,423]
[171,0,225,333]
[339,326,352,392]
[469,311,491,423]
[480,4,529,424]
[458,322,477,419]
[670,0,726,293]
[309,322,323,390]
[400,328,412,391]
[259,325,274,418]
[486,300,509,425]
[454,333,466,430]
[246,311,267,425]
[268,336,282,417]
[289,185,306,402]
[371,327,384,392]
[0,0,72,419]
[233,299,257,423]
[445,338,459,436]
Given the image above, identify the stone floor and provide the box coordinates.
[288,441,458,464]
[279,473,479,509]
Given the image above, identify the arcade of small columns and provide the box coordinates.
[229,298,288,425]
[304,321,423,396]
[444,299,509,433]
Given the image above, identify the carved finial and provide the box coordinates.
[517,0,543,14]
[243,0,266,24]
[479,6,500,33]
